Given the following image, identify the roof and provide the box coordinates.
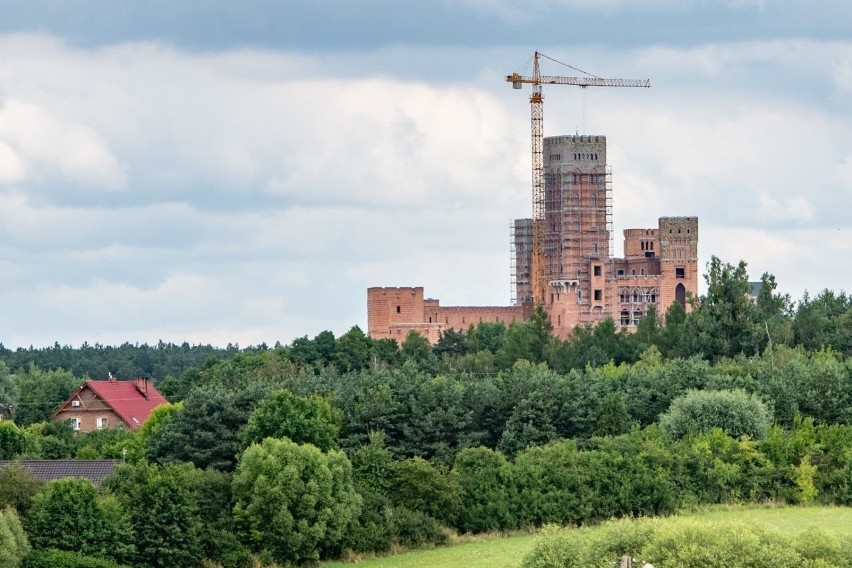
[0,460,121,487]
[55,378,168,430]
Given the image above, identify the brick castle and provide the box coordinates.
[368,135,698,342]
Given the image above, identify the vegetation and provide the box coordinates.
[0,255,851,566]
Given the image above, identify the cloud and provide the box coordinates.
[0,98,126,190]
[0,34,849,348]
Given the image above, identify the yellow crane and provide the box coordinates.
[507,51,650,305]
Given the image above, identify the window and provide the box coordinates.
[396,305,401,313]
[617,269,624,276]
[621,310,630,325]
[70,418,80,431]
[640,268,645,275]
[593,265,601,276]
[592,243,598,254]
[594,289,602,301]
[97,417,108,429]
[633,310,643,325]
[676,267,685,279]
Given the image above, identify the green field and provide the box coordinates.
[322,506,852,568]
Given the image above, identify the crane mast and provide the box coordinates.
[507,51,650,306]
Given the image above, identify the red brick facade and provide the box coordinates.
[367,135,698,344]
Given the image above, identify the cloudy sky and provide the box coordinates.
[0,0,850,348]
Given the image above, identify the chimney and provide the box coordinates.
[135,377,149,399]
[108,372,117,384]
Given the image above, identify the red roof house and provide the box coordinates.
[52,376,168,432]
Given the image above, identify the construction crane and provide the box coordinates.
[507,51,650,306]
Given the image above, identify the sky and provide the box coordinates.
[0,0,850,348]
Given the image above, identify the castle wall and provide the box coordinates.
[368,137,700,345]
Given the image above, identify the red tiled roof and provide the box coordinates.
[80,379,167,430]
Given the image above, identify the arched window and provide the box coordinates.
[675,283,686,308]
[621,310,630,325]
[633,310,643,325]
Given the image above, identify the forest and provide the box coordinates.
[0,256,851,567]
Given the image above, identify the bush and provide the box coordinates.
[22,549,124,568]
[232,437,362,565]
[0,507,30,568]
[388,507,449,548]
[659,388,771,439]
[522,518,852,568]
[26,479,133,564]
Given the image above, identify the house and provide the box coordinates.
[52,375,168,432]
[0,460,121,487]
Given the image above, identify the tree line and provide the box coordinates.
[0,255,850,567]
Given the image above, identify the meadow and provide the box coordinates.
[323,505,852,568]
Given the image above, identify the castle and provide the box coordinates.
[367,135,698,343]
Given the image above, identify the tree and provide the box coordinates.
[452,447,514,532]
[0,423,25,460]
[0,363,15,423]
[351,431,396,495]
[241,389,342,451]
[0,465,43,514]
[11,366,79,426]
[0,507,29,568]
[106,462,203,568]
[146,384,264,471]
[334,326,371,372]
[400,331,434,366]
[390,457,461,526]
[433,328,469,359]
[26,479,133,564]
[659,389,771,440]
[232,437,361,565]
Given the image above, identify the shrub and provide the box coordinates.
[0,507,30,568]
[232,437,362,565]
[22,549,124,568]
[659,388,771,439]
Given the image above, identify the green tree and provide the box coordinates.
[593,392,632,437]
[106,462,203,568]
[26,479,133,564]
[0,507,29,568]
[400,331,434,367]
[146,384,264,471]
[433,328,469,358]
[351,431,397,495]
[232,437,361,565]
[660,389,771,440]
[0,423,25,460]
[11,366,79,426]
[452,447,514,532]
[241,389,342,451]
[0,363,15,423]
[0,465,43,514]
[334,326,371,372]
[390,457,461,526]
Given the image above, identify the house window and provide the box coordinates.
[396,305,401,313]
[70,418,80,431]
[594,289,602,301]
[676,267,685,279]
[97,417,108,429]
[621,310,630,325]
[593,265,601,276]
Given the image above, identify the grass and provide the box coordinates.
[322,532,538,568]
[322,505,852,567]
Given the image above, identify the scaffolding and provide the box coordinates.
[510,218,533,306]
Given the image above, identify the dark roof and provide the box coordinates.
[0,460,121,487]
